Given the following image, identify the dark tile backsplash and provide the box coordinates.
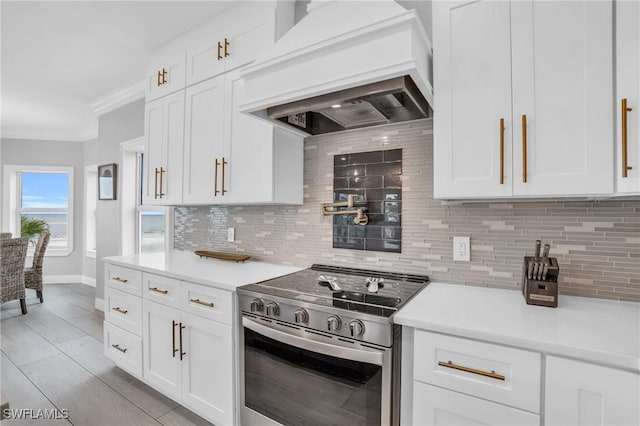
[333,149,402,253]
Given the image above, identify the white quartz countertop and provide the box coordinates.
[394,283,640,373]
[102,251,304,291]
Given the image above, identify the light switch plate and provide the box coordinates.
[227,228,235,242]
[453,236,470,261]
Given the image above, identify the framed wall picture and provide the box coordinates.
[98,163,117,200]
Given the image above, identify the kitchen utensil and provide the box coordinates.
[534,240,541,260]
[540,244,550,280]
[527,260,534,279]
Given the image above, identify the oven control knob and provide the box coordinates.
[349,320,365,337]
[294,308,309,323]
[265,302,280,316]
[327,315,342,331]
[250,299,264,313]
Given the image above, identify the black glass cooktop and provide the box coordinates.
[239,264,429,317]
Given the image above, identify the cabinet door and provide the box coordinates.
[143,98,164,205]
[221,9,274,74]
[221,71,275,203]
[180,312,233,426]
[185,27,227,86]
[160,91,185,205]
[511,0,613,196]
[142,299,181,400]
[183,76,227,205]
[146,48,186,102]
[616,0,640,194]
[545,356,640,426]
[433,0,513,199]
[412,382,539,426]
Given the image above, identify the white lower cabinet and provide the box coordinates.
[545,356,640,426]
[181,312,233,426]
[104,262,235,425]
[142,295,234,425]
[413,382,539,426]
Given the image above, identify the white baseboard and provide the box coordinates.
[94,298,105,312]
[43,275,96,287]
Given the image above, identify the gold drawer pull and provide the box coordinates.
[112,344,128,354]
[499,118,505,184]
[112,277,128,284]
[521,114,528,183]
[190,298,214,308]
[438,360,505,381]
[149,287,169,295]
[112,306,128,315]
[622,98,633,178]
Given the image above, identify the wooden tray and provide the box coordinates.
[194,250,251,262]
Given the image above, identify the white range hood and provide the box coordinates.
[240,0,433,135]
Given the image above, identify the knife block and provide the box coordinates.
[521,256,560,307]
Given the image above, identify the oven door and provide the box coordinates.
[241,315,392,426]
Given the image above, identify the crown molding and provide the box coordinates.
[90,80,145,116]
[1,128,97,142]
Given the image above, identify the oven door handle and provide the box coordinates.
[243,317,384,366]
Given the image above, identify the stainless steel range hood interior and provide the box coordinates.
[267,75,431,135]
[240,0,434,137]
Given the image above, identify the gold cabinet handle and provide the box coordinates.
[224,38,230,58]
[156,68,167,86]
[112,306,128,315]
[622,98,633,178]
[149,286,168,295]
[190,298,214,308]
[112,277,128,284]
[157,70,162,86]
[159,167,165,198]
[500,118,505,185]
[154,167,159,199]
[217,41,223,60]
[438,360,505,381]
[172,320,178,358]
[179,322,186,361]
[521,114,528,183]
[214,158,220,196]
[112,344,127,354]
[221,157,228,195]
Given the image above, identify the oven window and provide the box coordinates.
[244,327,382,426]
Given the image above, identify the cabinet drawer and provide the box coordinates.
[412,381,540,426]
[181,282,232,326]
[105,264,142,296]
[104,322,143,378]
[105,287,142,336]
[142,272,181,308]
[414,330,541,413]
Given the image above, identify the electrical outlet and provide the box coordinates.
[227,227,235,242]
[453,236,470,262]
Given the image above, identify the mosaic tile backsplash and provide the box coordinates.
[333,149,402,252]
[174,119,640,302]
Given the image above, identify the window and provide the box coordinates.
[2,165,74,255]
[85,165,98,257]
[136,153,166,253]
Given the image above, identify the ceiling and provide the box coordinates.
[1,1,239,142]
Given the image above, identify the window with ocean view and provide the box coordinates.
[2,165,75,255]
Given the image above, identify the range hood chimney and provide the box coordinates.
[240,0,433,136]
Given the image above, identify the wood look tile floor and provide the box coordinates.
[1,284,214,426]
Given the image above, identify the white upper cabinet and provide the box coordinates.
[145,47,186,103]
[434,0,614,199]
[433,0,513,199]
[143,90,185,206]
[182,76,226,205]
[183,70,303,206]
[186,3,276,86]
[616,0,640,194]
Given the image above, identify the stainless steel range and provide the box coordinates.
[238,264,428,426]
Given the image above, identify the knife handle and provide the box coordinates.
[542,244,550,260]
[534,240,542,259]
[541,263,549,280]
[527,260,534,279]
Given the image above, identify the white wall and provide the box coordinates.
[95,99,145,299]
[1,137,90,276]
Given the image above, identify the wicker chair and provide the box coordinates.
[24,231,50,303]
[1,237,30,314]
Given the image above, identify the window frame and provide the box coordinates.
[84,164,98,258]
[2,165,74,256]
